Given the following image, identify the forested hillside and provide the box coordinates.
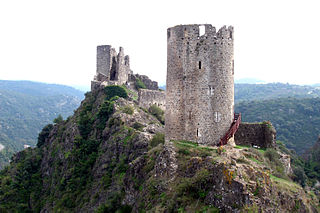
[235,97,320,154]
[235,83,320,103]
[0,80,84,169]
[301,137,320,181]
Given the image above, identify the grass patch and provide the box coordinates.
[173,140,217,159]
[270,174,301,193]
[120,85,138,101]
[174,140,198,148]
[248,157,263,165]
[135,78,147,90]
[148,105,164,124]
[235,145,266,154]
[234,145,251,149]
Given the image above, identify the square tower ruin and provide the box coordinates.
[165,24,234,146]
[91,44,166,111]
[94,45,132,86]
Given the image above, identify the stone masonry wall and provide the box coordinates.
[96,45,112,78]
[234,123,276,148]
[165,24,234,145]
[138,89,165,111]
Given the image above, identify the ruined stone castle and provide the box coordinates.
[165,24,234,146]
[91,45,165,110]
[91,26,275,148]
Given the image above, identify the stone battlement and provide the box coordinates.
[167,24,233,44]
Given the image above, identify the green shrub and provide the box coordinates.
[150,133,165,148]
[135,78,146,90]
[264,148,286,178]
[132,122,145,131]
[96,192,131,213]
[122,105,134,115]
[104,85,128,100]
[264,148,279,163]
[148,104,164,124]
[175,169,210,200]
[37,124,54,147]
[97,100,114,130]
[78,111,94,139]
[53,114,64,124]
[292,166,307,187]
[178,148,191,156]
[0,149,43,211]
[77,98,95,139]
[108,117,123,128]
[248,148,264,161]
[68,137,100,191]
[262,120,272,129]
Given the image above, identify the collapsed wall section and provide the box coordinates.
[138,89,165,111]
[165,24,234,145]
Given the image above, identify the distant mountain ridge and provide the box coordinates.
[0,80,84,97]
[0,80,84,169]
[235,83,320,103]
[234,78,265,84]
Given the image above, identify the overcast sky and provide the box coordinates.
[0,0,319,88]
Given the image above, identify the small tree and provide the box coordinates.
[37,124,54,147]
[53,114,63,124]
[150,133,165,148]
[135,78,146,90]
[104,85,128,100]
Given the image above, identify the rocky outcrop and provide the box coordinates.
[1,86,318,213]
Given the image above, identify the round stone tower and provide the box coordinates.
[165,24,234,146]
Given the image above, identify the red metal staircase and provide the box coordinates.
[219,113,241,146]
